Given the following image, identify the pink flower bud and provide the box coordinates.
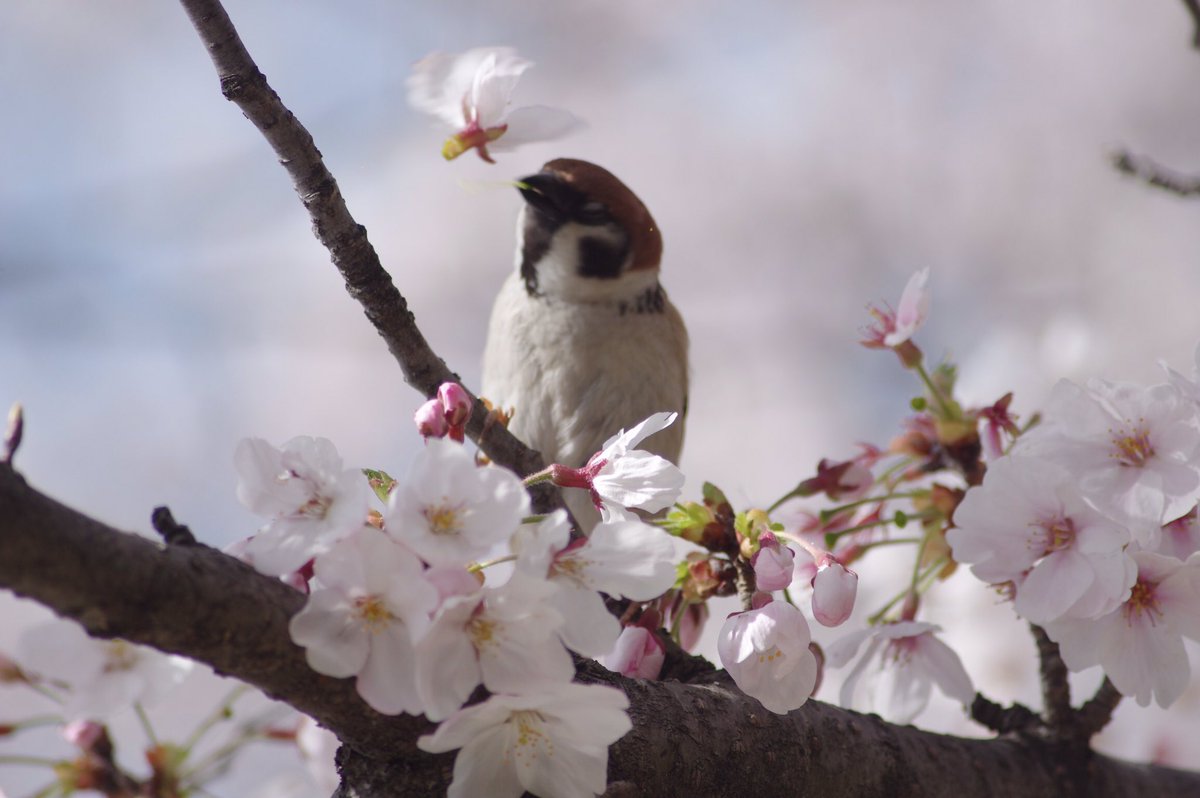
[437,382,473,428]
[751,531,795,592]
[600,626,665,680]
[63,719,105,750]
[414,397,449,439]
[811,557,858,627]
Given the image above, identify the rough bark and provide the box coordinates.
[3,464,1199,797]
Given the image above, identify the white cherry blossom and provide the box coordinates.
[288,528,438,715]
[386,437,530,567]
[234,436,369,576]
[18,620,193,721]
[826,620,974,724]
[1043,551,1200,708]
[512,511,679,657]
[948,455,1136,623]
[1013,378,1200,547]
[418,683,631,798]
[414,575,573,721]
[717,598,818,714]
[407,47,582,163]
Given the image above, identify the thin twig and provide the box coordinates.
[151,506,197,546]
[1076,678,1123,739]
[2,402,22,464]
[175,0,563,515]
[1112,150,1200,198]
[970,693,1040,735]
[1031,623,1074,737]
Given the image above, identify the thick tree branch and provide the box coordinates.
[3,465,1199,796]
[176,0,556,511]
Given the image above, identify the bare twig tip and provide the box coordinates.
[2,402,23,464]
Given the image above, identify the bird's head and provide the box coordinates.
[515,158,663,302]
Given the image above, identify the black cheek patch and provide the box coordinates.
[577,235,629,280]
[520,211,559,295]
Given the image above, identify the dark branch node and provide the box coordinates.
[970,693,1040,735]
[1076,678,1123,739]
[151,505,198,546]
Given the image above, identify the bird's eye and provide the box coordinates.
[575,201,609,224]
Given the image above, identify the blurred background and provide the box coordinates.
[3,0,1200,793]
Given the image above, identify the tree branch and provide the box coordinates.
[175,0,558,512]
[1112,150,1200,198]
[3,464,1199,796]
[1181,0,1200,49]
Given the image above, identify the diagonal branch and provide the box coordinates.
[176,0,558,512]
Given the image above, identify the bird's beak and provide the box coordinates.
[516,172,568,217]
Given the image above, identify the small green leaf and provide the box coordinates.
[362,468,397,503]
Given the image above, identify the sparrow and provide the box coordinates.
[482,158,689,531]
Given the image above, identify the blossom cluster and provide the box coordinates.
[233,407,686,798]
[950,365,1200,707]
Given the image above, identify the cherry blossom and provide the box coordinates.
[414,397,449,439]
[811,556,858,627]
[386,437,530,567]
[1013,378,1200,547]
[234,436,370,576]
[600,625,665,680]
[751,531,795,592]
[717,597,819,714]
[414,575,574,721]
[511,511,680,657]
[18,619,193,721]
[1158,506,1200,561]
[1042,551,1200,708]
[861,268,930,350]
[288,528,438,715]
[948,455,1136,623]
[550,412,684,520]
[406,47,582,163]
[826,620,974,724]
[418,683,631,798]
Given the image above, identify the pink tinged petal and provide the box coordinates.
[751,541,795,592]
[414,595,485,721]
[288,590,369,678]
[425,565,484,603]
[811,560,858,627]
[415,398,449,439]
[600,626,665,680]
[882,267,930,346]
[355,625,423,716]
[1014,550,1093,624]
